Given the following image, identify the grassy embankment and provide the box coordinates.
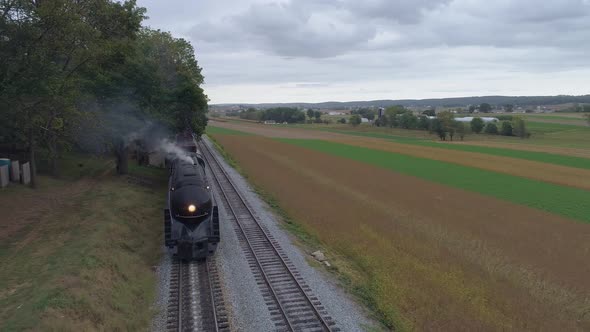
[0,154,166,330]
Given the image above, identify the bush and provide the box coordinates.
[338,118,346,124]
[349,114,362,127]
[500,121,513,136]
[471,117,485,134]
[484,122,498,134]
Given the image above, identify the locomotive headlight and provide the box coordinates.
[188,204,196,213]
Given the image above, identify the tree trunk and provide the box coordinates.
[114,138,128,175]
[28,128,37,188]
[48,134,59,177]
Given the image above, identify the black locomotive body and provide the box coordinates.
[164,150,219,260]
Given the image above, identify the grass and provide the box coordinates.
[321,129,590,170]
[206,125,253,136]
[0,155,165,330]
[279,139,590,223]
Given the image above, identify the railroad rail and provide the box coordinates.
[199,138,338,332]
[166,256,229,331]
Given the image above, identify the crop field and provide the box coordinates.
[207,122,590,331]
[316,129,590,169]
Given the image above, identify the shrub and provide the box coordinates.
[484,122,498,134]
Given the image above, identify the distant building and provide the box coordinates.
[361,117,369,123]
[264,120,276,124]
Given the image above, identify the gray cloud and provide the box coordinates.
[138,0,590,103]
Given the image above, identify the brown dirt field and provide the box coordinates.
[213,134,590,331]
[210,120,590,190]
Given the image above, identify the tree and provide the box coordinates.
[512,116,526,138]
[375,114,388,127]
[504,104,514,113]
[0,0,146,182]
[422,109,436,117]
[430,119,446,140]
[456,122,467,141]
[479,103,492,113]
[437,111,455,132]
[484,122,498,134]
[313,111,322,122]
[417,116,430,130]
[471,117,485,134]
[500,121,513,136]
[399,112,418,129]
[468,105,477,113]
[349,114,362,127]
[338,118,346,124]
[307,109,314,119]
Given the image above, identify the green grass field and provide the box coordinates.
[279,139,590,223]
[0,156,165,330]
[206,125,253,136]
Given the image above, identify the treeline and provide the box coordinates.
[233,107,306,123]
[0,0,208,186]
[218,95,590,110]
[561,104,590,113]
[360,106,528,140]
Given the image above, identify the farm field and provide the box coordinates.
[207,122,590,331]
[209,121,590,191]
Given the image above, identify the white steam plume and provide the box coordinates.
[158,139,194,164]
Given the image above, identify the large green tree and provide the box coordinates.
[0,0,145,184]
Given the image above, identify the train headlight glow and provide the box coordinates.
[188,204,196,213]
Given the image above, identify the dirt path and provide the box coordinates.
[210,120,590,190]
[213,134,590,330]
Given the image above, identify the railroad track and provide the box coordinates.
[199,138,338,332]
[166,256,229,332]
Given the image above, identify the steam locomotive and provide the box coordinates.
[164,133,220,260]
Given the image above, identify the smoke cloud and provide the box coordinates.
[158,138,195,165]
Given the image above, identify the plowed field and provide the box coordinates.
[211,133,590,331]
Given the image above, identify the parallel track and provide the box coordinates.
[199,138,338,332]
[166,257,229,331]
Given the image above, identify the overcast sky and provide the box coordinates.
[137,0,590,104]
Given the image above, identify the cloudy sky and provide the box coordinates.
[137,0,590,104]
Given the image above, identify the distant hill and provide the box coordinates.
[212,95,590,109]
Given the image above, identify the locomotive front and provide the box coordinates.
[164,156,219,260]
